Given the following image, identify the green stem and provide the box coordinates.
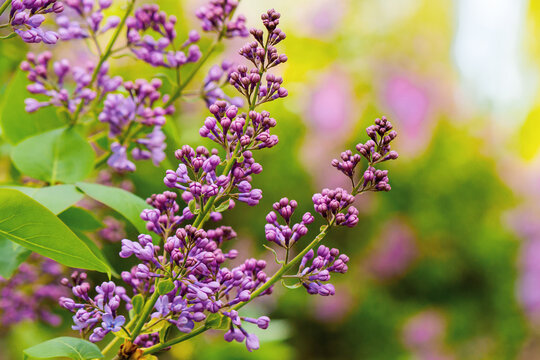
[232,223,332,311]
[70,0,135,125]
[142,324,209,355]
[0,1,10,17]
[164,40,220,108]
[129,289,160,342]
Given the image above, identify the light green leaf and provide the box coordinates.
[23,337,103,360]
[0,237,31,278]
[205,313,230,330]
[214,200,231,213]
[11,127,95,184]
[0,189,110,273]
[75,182,149,234]
[0,70,64,145]
[1,185,84,215]
[59,207,103,231]
[157,279,175,295]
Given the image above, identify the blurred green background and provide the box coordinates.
[2,0,540,359]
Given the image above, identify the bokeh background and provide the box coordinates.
[1,0,540,359]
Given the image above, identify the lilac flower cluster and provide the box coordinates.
[117,222,272,350]
[164,144,263,208]
[196,0,248,38]
[0,256,67,328]
[199,102,279,152]
[312,187,359,227]
[59,272,130,342]
[297,245,349,296]
[57,0,120,41]
[99,78,174,172]
[126,4,201,68]
[21,52,121,113]
[8,0,63,43]
[265,197,314,249]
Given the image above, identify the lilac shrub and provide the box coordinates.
[0,1,400,358]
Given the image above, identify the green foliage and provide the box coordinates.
[0,189,110,273]
[23,337,103,360]
[75,182,150,235]
[157,279,175,295]
[1,184,84,214]
[11,127,95,184]
[58,207,103,231]
[0,70,64,144]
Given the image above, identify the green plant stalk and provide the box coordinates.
[0,0,10,17]
[129,288,160,342]
[71,0,135,125]
[141,323,209,355]
[141,223,334,355]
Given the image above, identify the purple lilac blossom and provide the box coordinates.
[126,4,201,68]
[99,78,174,172]
[9,0,63,43]
[196,0,248,38]
[57,0,120,40]
[365,219,417,279]
[21,52,122,113]
[0,256,67,328]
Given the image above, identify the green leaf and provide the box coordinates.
[11,127,95,184]
[1,185,84,215]
[75,182,149,234]
[131,294,144,317]
[205,313,229,330]
[0,189,110,273]
[23,337,103,360]
[188,199,199,214]
[0,237,31,278]
[59,207,103,231]
[157,279,175,295]
[214,200,231,213]
[0,70,64,144]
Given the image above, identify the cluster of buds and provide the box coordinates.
[141,190,194,235]
[164,144,263,209]
[126,4,201,68]
[196,0,248,38]
[56,0,120,41]
[59,273,131,342]
[297,245,349,296]
[99,78,174,172]
[9,0,63,44]
[265,198,314,249]
[312,188,359,227]
[21,52,121,113]
[223,310,270,352]
[199,101,279,152]
[227,9,288,107]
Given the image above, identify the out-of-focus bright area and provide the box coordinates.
[2,0,540,359]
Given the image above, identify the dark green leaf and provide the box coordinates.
[1,185,84,215]
[59,207,103,231]
[0,237,31,278]
[11,127,95,184]
[0,70,64,145]
[75,182,149,234]
[23,337,103,360]
[157,279,175,295]
[0,189,110,273]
